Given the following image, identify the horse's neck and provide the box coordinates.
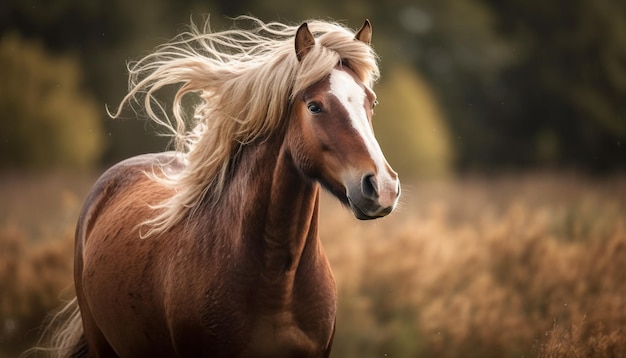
[228,134,321,308]
[262,146,320,277]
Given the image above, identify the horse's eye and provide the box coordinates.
[373,99,379,108]
[307,103,322,114]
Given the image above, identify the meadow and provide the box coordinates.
[1,172,624,357]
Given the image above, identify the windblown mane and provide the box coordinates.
[111,16,380,237]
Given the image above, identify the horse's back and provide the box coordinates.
[74,152,182,357]
[76,152,181,243]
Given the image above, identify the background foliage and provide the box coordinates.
[0,33,103,169]
[1,0,624,174]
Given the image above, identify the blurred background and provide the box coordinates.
[1,0,625,174]
[1,0,625,357]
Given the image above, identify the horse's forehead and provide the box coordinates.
[328,69,370,102]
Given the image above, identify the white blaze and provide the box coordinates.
[328,69,388,179]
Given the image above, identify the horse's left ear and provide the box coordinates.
[355,19,372,45]
[295,23,315,62]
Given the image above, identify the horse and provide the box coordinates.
[41,16,400,357]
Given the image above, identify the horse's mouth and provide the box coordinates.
[319,177,394,220]
[347,197,391,220]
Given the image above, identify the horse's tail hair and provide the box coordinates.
[23,297,88,358]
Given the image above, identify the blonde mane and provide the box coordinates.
[111,16,380,237]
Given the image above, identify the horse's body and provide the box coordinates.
[77,143,335,357]
[43,17,399,357]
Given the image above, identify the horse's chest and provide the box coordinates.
[165,246,336,356]
[168,299,332,357]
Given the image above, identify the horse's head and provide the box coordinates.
[287,21,400,220]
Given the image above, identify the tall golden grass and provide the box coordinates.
[1,172,624,357]
[0,172,93,357]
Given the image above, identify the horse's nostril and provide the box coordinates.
[361,173,378,200]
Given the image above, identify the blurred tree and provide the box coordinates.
[0,33,103,169]
[483,0,626,171]
[374,65,453,179]
[362,0,626,172]
[0,0,219,165]
[364,0,520,171]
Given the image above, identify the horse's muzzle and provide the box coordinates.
[347,172,400,220]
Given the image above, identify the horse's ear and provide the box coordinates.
[295,23,315,62]
[354,19,372,45]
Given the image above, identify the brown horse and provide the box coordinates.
[42,17,399,357]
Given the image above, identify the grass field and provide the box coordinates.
[1,171,625,357]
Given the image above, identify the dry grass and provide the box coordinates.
[0,172,90,357]
[1,172,624,357]
[322,173,626,358]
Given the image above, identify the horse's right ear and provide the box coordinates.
[355,19,372,45]
[295,23,315,62]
